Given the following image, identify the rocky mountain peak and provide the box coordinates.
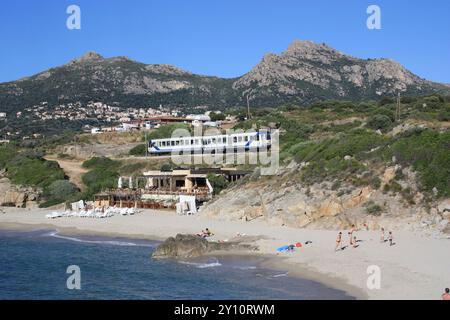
[284,40,342,57]
[0,40,448,112]
[71,51,104,64]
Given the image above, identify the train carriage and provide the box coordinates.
[148,131,271,154]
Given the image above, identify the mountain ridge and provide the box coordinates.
[1,40,449,113]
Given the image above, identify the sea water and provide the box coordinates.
[0,229,354,300]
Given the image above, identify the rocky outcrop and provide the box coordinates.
[152,234,258,259]
[233,40,448,104]
[0,177,40,208]
[199,164,449,234]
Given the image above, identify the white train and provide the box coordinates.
[148,131,271,154]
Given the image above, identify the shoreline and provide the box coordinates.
[0,221,365,300]
[1,207,449,300]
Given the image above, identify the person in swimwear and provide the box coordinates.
[380,227,385,243]
[335,232,342,251]
[348,224,357,246]
[442,288,450,300]
[353,236,358,248]
[388,231,394,246]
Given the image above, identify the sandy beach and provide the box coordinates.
[1,207,449,300]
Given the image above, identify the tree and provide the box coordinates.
[207,173,229,195]
[366,114,392,131]
[44,180,79,202]
[210,112,226,121]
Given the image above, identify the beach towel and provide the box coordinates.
[276,245,290,252]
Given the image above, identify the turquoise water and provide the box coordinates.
[0,229,354,300]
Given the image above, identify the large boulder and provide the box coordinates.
[437,199,450,214]
[0,177,40,208]
[152,234,258,259]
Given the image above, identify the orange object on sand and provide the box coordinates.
[295,242,302,247]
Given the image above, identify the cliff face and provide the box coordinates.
[199,164,450,235]
[0,177,40,208]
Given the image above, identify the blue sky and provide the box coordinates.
[0,0,449,83]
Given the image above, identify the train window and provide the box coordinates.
[180,140,184,146]
[245,136,249,142]
[191,139,194,145]
[238,136,242,142]
[212,138,216,144]
[171,141,175,146]
[233,137,237,143]
[223,137,226,143]
[162,141,166,146]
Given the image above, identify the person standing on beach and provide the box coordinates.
[335,232,342,251]
[380,227,385,243]
[348,224,357,246]
[388,231,394,246]
[442,288,450,300]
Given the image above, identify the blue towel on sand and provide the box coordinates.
[276,245,290,252]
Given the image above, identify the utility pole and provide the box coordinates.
[145,130,148,158]
[395,92,401,122]
[246,94,251,120]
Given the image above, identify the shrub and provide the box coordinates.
[6,157,65,189]
[383,181,402,193]
[82,157,120,169]
[160,162,173,172]
[366,114,393,131]
[146,123,191,141]
[207,173,229,195]
[129,144,146,156]
[43,180,79,203]
[364,201,383,216]
[385,130,450,197]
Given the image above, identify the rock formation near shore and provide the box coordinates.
[199,165,450,235]
[152,234,259,259]
[0,177,40,208]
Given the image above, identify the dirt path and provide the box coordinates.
[45,157,87,190]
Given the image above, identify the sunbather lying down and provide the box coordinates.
[197,228,214,238]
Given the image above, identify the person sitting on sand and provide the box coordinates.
[197,228,213,238]
[335,232,342,251]
[380,227,385,243]
[388,231,394,246]
[442,288,450,300]
[348,224,357,246]
[353,236,358,248]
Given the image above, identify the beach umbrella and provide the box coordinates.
[118,176,122,189]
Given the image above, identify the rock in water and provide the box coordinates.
[152,234,210,259]
[152,234,258,259]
